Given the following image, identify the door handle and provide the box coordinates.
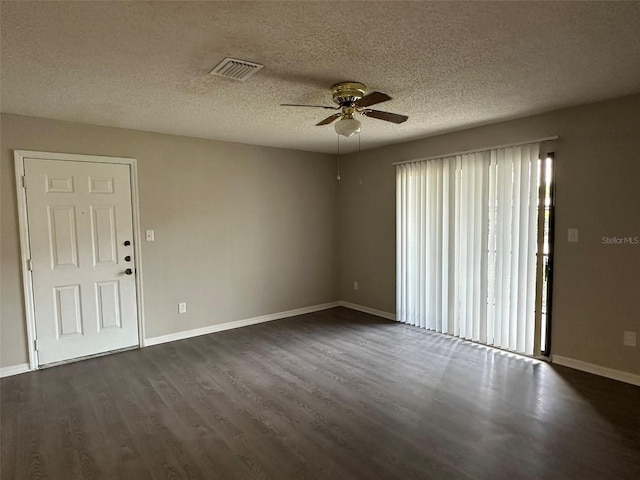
[124,268,133,275]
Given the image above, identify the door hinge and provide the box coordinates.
[27,259,33,271]
[22,175,26,188]
[33,339,38,351]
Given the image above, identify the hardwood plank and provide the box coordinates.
[2,307,639,479]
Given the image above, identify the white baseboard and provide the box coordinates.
[338,301,397,321]
[144,301,340,347]
[336,308,639,387]
[552,355,640,387]
[0,363,31,378]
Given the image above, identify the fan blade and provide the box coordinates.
[281,103,339,110]
[355,91,391,108]
[362,109,408,124]
[316,113,342,126]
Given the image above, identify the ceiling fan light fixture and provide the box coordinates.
[334,117,361,137]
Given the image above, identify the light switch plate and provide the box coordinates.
[568,228,579,242]
[623,331,636,347]
[146,229,155,242]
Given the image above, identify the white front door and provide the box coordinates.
[24,158,139,365]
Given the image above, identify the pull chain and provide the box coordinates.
[336,129,361,180]
[336,133,341,180]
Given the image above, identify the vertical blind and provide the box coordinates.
[396,144,540,355]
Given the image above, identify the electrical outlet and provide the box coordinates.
[623,331,636,347]
[353,281,359,291]
[178,302,187,314]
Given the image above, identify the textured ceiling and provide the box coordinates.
[2,1,640,154]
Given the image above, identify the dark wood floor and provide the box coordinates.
[2,307,639,479]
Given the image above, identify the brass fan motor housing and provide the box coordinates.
[280,81,408,126]
[331,82,367,107]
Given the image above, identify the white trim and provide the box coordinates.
[145,302,339,346]
[392,136,559,166]
[14,152,39,370]
[128,160,147,347]
[338,301,397,321]
[13,150,145,370]
[0,363,31,378]
[14,150,137,165]
[552,355,640,386]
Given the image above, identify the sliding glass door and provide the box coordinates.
[539,153,555,357]
[396,142,555,357]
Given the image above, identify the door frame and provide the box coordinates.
[14,150,146,370]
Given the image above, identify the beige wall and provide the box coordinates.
[339,94,640,376]
[3,94,639,378]
[1,114,338,368]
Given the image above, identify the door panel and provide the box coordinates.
[49,206,79,268]
[91,206,117,265]
[54,284,83,336]
[96,281,121,330]
[24,158,139,365]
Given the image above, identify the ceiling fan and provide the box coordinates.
[281,81,408,137]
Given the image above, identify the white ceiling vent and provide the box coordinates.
[209,57,264,81]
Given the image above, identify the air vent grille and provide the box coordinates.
[209,57,264,81]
